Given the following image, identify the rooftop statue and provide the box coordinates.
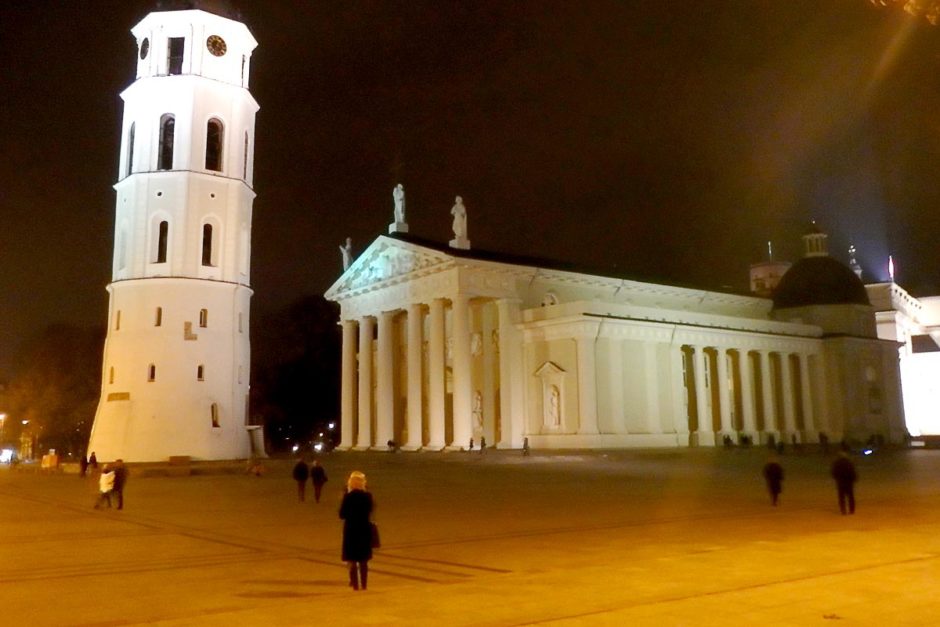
[393,184,406,224]
[340,237,352,271]
[451,196,467,240]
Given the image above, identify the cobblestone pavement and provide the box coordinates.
[5,447,940,626]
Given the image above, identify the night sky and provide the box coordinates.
[3,0,940,378]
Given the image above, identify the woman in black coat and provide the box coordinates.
[339,470,374,590]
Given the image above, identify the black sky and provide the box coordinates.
[2,0,940,378]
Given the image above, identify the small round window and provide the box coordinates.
[140,37,150,60]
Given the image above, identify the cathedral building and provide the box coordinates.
[87,7,260,462]
[326,202,906,451]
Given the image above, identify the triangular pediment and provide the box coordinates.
[325,236,455,299]
[535,361,565,377]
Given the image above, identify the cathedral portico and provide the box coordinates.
[326,222,905,452]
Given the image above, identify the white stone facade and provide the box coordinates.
[867,283,940,436]
[88,9,258,462]
[326,235,906,451]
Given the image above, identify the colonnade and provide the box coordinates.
[682,344,821,445]
[339,296,524,450]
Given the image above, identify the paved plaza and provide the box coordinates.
[5,447,940,626]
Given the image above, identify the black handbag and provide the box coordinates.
[370,522,381,548]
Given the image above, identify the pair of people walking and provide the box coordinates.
[93,459,127,510]
[761,452,857,514]
[292,458,328,502]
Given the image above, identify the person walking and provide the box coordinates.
[831,451,858,515]
[339,470,374,591]
[112,459,128,510]
[292,458,309,502]
[762,456,784,506]
[79,454,88,478]
[88,451,98,470]
[94,464,115,509]
[310,460,328,503]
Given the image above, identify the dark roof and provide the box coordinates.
[386,232,752,297]
[772,256,870,309]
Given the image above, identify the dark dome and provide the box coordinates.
[772,256,870,309]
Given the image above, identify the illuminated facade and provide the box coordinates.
[88,8,259,461]
[326,225,905,450]
[867,283,940,436]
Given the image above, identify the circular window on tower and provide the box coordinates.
[139,37,150,60]
[207,35,227,57]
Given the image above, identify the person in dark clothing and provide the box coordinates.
[292,458,309,502]
[79,455,88,478]
[831,452,857,515]
[112,459,128,510]
[762,456,784,506]
[88,452,98,469]
[310,460,328,503]
[339,470,374,591]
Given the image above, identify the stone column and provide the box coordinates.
[799,352,815,436]
[451,295,473,448]
[739,350,758,438]
[642,342,661,433]
[780,353,797,440]
[356,315,374,449]
[497,298,524,448]
[576,333,599,435]
[339,319,357,450]
[404,303,424,450]
[670,346,690,441]
[810,354,829,435]
[427,299,446,450]
[716,348,733,437]
[760,350,777,442]
[693,346,714,445]
[375,311,396,448]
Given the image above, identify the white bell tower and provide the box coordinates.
[88,7,259,461]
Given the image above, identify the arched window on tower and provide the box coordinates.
[155,220,168,263]
[167,37,184,75]
[197,364,204,381]
[210,403,220,428]
[205,118,224,172]
[199,308,208,328]
[155,307,162,326]
[126,122,135,177]
[201,223,214,266]
[148,364,156,382]
[158,114,175,170]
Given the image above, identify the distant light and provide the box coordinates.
[889,255,895,282]
[318,432,324,438]
[328,422,336,430]
[291,444,299,453]
[0,449,12,463]
[863,449,874,456]
[21,420,29,425]
[313,442,323,452]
